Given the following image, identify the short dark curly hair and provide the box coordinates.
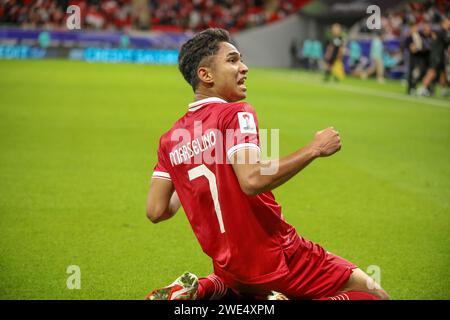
[178,28,231,92]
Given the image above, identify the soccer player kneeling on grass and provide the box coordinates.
[145,28,390,301]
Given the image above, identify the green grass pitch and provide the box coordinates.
[0,59,449,299]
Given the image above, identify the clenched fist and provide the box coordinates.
[311,127,341,157]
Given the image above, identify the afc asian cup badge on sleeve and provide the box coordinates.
[237,112,257,134]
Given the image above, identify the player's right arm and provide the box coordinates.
[231,127,341,196]
[147,135,181,223]
[146,178,181,223]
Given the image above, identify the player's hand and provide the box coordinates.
[311,127,341,157]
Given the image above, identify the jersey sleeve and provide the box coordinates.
[152,137,171,181]
[221,103,261,161]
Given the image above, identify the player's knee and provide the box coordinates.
[380,289,390,300]
[373,288,390,300]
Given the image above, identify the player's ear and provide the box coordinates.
[197,66,214,85]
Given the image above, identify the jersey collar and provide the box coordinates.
[188,97,227,112]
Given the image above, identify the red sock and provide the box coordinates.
[197,274,228,300]
[317,291,380,300]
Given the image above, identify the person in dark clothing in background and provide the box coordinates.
[405,23,431,95]
[323,23,344,82]
[417,18,450,96]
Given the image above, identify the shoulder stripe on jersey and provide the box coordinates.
[188,97,227,112]
[152,176,171,181]
[227,143,261,159]
[152,171,171,180]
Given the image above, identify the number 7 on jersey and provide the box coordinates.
[188,164,225,233]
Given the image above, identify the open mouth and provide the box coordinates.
[237,77,247,88]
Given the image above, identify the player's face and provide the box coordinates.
[210,42,249,102]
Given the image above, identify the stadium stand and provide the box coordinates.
[0,0,310,32]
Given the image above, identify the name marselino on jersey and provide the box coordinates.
[168,126,262,166]
[169,129,218,166]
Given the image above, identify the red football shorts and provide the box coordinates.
[221,236,357,299]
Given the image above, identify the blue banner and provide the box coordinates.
[0,45,46,59]
[0,45,179,65]
[83,48,179,64]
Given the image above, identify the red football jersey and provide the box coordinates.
[153,97,300,284]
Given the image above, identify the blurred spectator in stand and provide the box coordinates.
[132,0,149,30]
[0,0,310,32]
[85,3,105,29]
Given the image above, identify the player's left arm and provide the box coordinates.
[231,127,340,196]
[146,178,181,223]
